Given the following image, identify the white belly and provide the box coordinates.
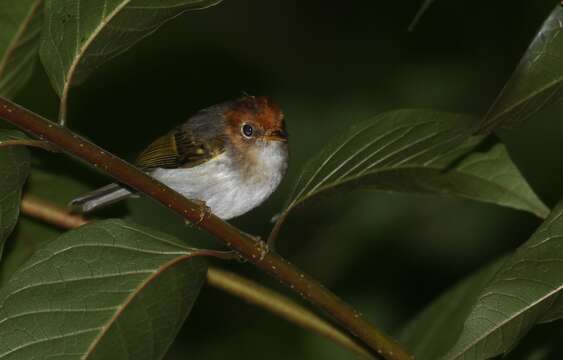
[150,143,287,219]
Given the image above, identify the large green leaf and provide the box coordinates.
[0,0,43,98]
[0,130,30,258]
[480,5,563,132]
[40,0,222,123]
[277,110,548,226]
[400,258,506,360]
[443,201,563,359]
[0,219,207,359]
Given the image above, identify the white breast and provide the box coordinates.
[150,141,287,219]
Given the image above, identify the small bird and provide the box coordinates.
[70,95,289,219]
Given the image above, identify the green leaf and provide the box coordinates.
[444,201,563,359]
[40,0,223,123]
[400,258,506,360]
[0,219,207,359]
[279,110,548,223]
[0,130,30,258]
[480,4,563,132]
[435,142,549,218]
[0,0,43,98]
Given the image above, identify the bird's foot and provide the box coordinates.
[184,200,212,227]
[194,200,211,224]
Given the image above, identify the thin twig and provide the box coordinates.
[19,194,375,359]
[207,268,376,360]
[0,97,412,360]
[21,195,88,229]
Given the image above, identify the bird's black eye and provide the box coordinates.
[242,123,254,138]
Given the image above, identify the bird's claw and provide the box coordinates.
[253,236,269,261]
[195,200,211,224]
[183,199,211,226]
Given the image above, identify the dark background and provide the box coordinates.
[13,0,563,358]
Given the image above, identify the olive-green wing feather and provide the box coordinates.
[135,128,225,170]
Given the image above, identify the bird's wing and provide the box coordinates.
[135,127,225,170]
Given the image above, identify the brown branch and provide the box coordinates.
[1,97,412,360]
[19,195,375,359]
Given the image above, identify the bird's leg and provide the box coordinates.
[183,200,269,261]
[194,199,212,224]
[183,200,244,261]
[183,199,212,227]
[254,237,269,261]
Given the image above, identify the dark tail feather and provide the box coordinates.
[69,183,132,213]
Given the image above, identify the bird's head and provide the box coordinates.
[224,95,288,146]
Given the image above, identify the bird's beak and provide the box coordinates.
[264,129,288,142]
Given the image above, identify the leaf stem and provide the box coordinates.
[58,94,68,126]
[0,137,59,151]
[267,210,290,247]
[1,96,412,360]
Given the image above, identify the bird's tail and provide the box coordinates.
[69,183,132,213]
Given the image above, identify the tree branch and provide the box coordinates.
[1,97,412,360]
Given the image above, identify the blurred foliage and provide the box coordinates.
[480,4,563,132]
[2,0,563,359]
[401,257,507,359]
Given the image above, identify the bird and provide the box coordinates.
[69,95,289,220]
